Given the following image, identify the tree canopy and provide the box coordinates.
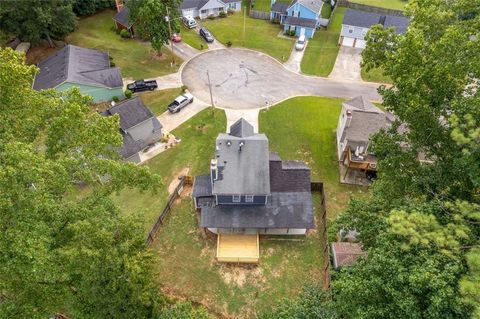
[0,48,180,318]
[0,0,76,45]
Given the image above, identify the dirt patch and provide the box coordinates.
[26,44,61,65]
[220,267,247,287]
[167,167,190,194]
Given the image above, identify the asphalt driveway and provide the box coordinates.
[181,48,380,109]
[329,47,363,81]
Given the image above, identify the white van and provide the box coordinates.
[182,16,197,29]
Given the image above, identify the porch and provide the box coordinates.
[216,233,259,264]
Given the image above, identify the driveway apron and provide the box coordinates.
[329,46,363,81]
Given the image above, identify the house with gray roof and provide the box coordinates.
[180,0,241,19]
[102,96,162,163]
[192,118,315,236]
[33,45,124,103]
[339,9,410,48]
[270,0,324,38]
[336,96,393,183]
[113,6,134,35]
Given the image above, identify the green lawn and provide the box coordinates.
[260,96,367,218]
[349,0,406,11]
[361,66,393,84]
[139,88,184,116]
[301,7,346,77]
[203,10,294,62]
[111,108,224,231]
[66,9,181,79]
[179,25,206,50]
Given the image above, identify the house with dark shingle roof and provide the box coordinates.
[102,96,162,163]
[270,0,324,38]
[180,0,241,19]
[33,45,124,103]
[336,96,394,184]
[339,9,410,48]
[192,118,315,236]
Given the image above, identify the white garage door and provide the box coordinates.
[355,39,367,49]
[342,37,355,47]
[182,9,194,18]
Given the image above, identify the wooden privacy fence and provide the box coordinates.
[311,182,331,290]
[145,175,192,247]
[249,9,270,20]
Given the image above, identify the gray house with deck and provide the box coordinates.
[102,97,162,163]
[193,118,315,235]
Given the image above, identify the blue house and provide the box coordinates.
[271,0,324,38]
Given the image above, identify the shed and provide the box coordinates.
[331,242,366,269]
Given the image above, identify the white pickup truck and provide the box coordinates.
[167,92,194,113]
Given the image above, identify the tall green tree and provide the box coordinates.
[0,0,76,46]
[72,0,115,16]
[0,48,166,318]
[128,0,179,55]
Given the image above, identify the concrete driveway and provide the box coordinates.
[283,43,307,73]
[157,99,210,132]
[181,48,380,109]
[329,47,363,81]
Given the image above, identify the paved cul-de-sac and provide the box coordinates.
[181,48,381,110]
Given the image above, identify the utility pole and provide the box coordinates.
[243,6,246,44]
[165,7,175,66]
[206,70,215,118]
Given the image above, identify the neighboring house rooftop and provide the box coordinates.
[343,9,410,34]
[289,0,323,14]
[113,6,132,28]
[180,0,239,10]
[343,95,380,112]
[343,110,390,144]
[331,242,366,268]
[213,120,270,195]
[33,45,123,90]
[283,16,317,28]
[271,1,289,12]
[103,96,157,130]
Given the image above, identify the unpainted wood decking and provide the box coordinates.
[216,234,259,264]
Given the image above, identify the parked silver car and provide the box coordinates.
[168,92,194,113]
[295,35,306,51]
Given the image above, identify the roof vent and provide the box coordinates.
[239,141,244,152]
[226,140,232,146]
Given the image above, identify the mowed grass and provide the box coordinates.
[260,96,367,218]
[179,24,206,50]
[349,0,406,11]
[361,66,393,84]
[112,108,225,231]
[152,193,325,318]
[301,7,346,77]
[203,10,294,62]
[66,9,181,79]
[139,88,184,116]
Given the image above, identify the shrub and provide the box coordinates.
[109,61,115,67]
[112,96,119,102]
[181,85,188,92]
[219,11,227,18]
[227,8,235,15]
[120,29,130,38]
[115,28,121,35]
[124,89,133,99]
[272,18,280,24]
[226,40,232,47]
[290,30,296,36]
[207,14,215,20]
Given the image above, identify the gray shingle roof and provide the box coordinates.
[113,7,132,28]
[103,96,159,130]
[343,96,380,112]
[213,131,270,195]
[384,14,410,34]
[283,16,317,28]
[272,1,289,12]
[181,0,210,9]
[229,118,254,138]
[343,111,390,143]
[269,155,311,193]
[289,0,323,14]
[201,191,314,229]
[119,132,147,159]
[33,45,123,90]
[343,9,410,34]
[192,175,213,197]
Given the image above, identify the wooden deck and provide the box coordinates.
[216,234,259,264]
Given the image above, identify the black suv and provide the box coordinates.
[199,27,214,43]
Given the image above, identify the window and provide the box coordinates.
[201,9,208,14]
[348,26,354,34]
[245,195,254,203]
[232,195,241,203]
